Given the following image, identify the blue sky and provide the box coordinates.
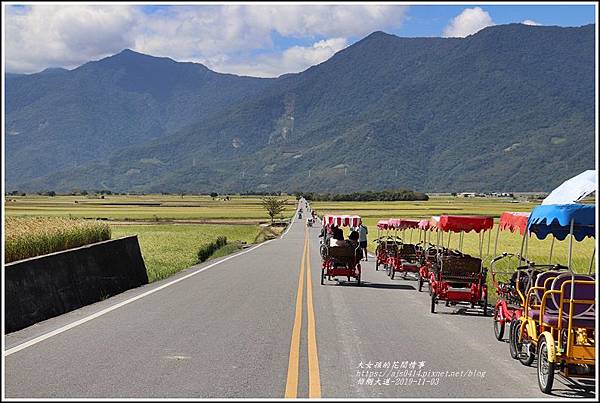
[400,4,595,36]
[4,3,597,77]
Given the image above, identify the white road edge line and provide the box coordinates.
[4,237,277,357]
[281,204,299,239]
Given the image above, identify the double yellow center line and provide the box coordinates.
[284,227,321,398]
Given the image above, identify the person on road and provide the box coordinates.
[356,222,369,261]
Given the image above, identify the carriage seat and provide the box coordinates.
[539,273,595,329]
[542,313,595,329]
[327,244,362,266]
[438,255,482,280]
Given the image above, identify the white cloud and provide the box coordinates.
[5,5,139,72]
[522,19,542,26]
[206,37,349,78]
[5,4,408,75]
[442,7,495,38]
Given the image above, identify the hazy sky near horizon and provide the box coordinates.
[4,2,596,77]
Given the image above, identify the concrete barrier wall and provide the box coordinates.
[5,235,148,333]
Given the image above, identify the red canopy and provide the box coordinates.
[438,215,494,233]
[377,220,390,230]
[388,218,420,230]
[499,212,530,235]
[323,214,362,227]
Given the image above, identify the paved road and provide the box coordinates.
[3,200,595,398]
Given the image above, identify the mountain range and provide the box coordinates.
[5,23,595,193]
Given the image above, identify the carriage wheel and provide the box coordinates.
[537,336,555,394]
[320,244,328,260]
[517,325,535,366]
[493,307,505,341]
[482,294,488,317]
[509,319,521,359]
[430,294,436,314]
[418,275,424,292]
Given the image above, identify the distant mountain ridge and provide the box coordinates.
[5,23,595,193]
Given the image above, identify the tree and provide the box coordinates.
[261,196,287,224]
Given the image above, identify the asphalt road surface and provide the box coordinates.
[4,200,596,398]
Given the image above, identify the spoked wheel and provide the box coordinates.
[518,324,535,366]
[493,307,505,341]
[418,275,424,292]
[430,294,436,313]
[537,336,555,394]
[509,318,521,359]
[320,244,327,260]
[482,294,488,317]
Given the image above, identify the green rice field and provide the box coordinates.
[111,224,277,282]
[4,194,295,222]
[5,194,294,281]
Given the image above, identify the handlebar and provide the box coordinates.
[491,252,533,266]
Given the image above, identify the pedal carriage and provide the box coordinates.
[489,211,534,341]
[428,215,494,315]
[320,214,363,285]
[513,203,596,393]
[375,220,396,271]
[385,219,422,279]
[416,218,439,292]
[385,218,421,279]
[489,212,562,344]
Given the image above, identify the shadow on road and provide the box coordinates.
[357,282,416,290]
[546,375,595,398]
[321,280,416,290]
[432,306,493,318]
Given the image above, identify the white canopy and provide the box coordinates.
[542,170,596,205]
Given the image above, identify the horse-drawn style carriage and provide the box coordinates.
[428,215,494,315]
[512,203,595,393]
[320,215,363,285]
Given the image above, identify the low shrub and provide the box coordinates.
[197,236,228,263]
